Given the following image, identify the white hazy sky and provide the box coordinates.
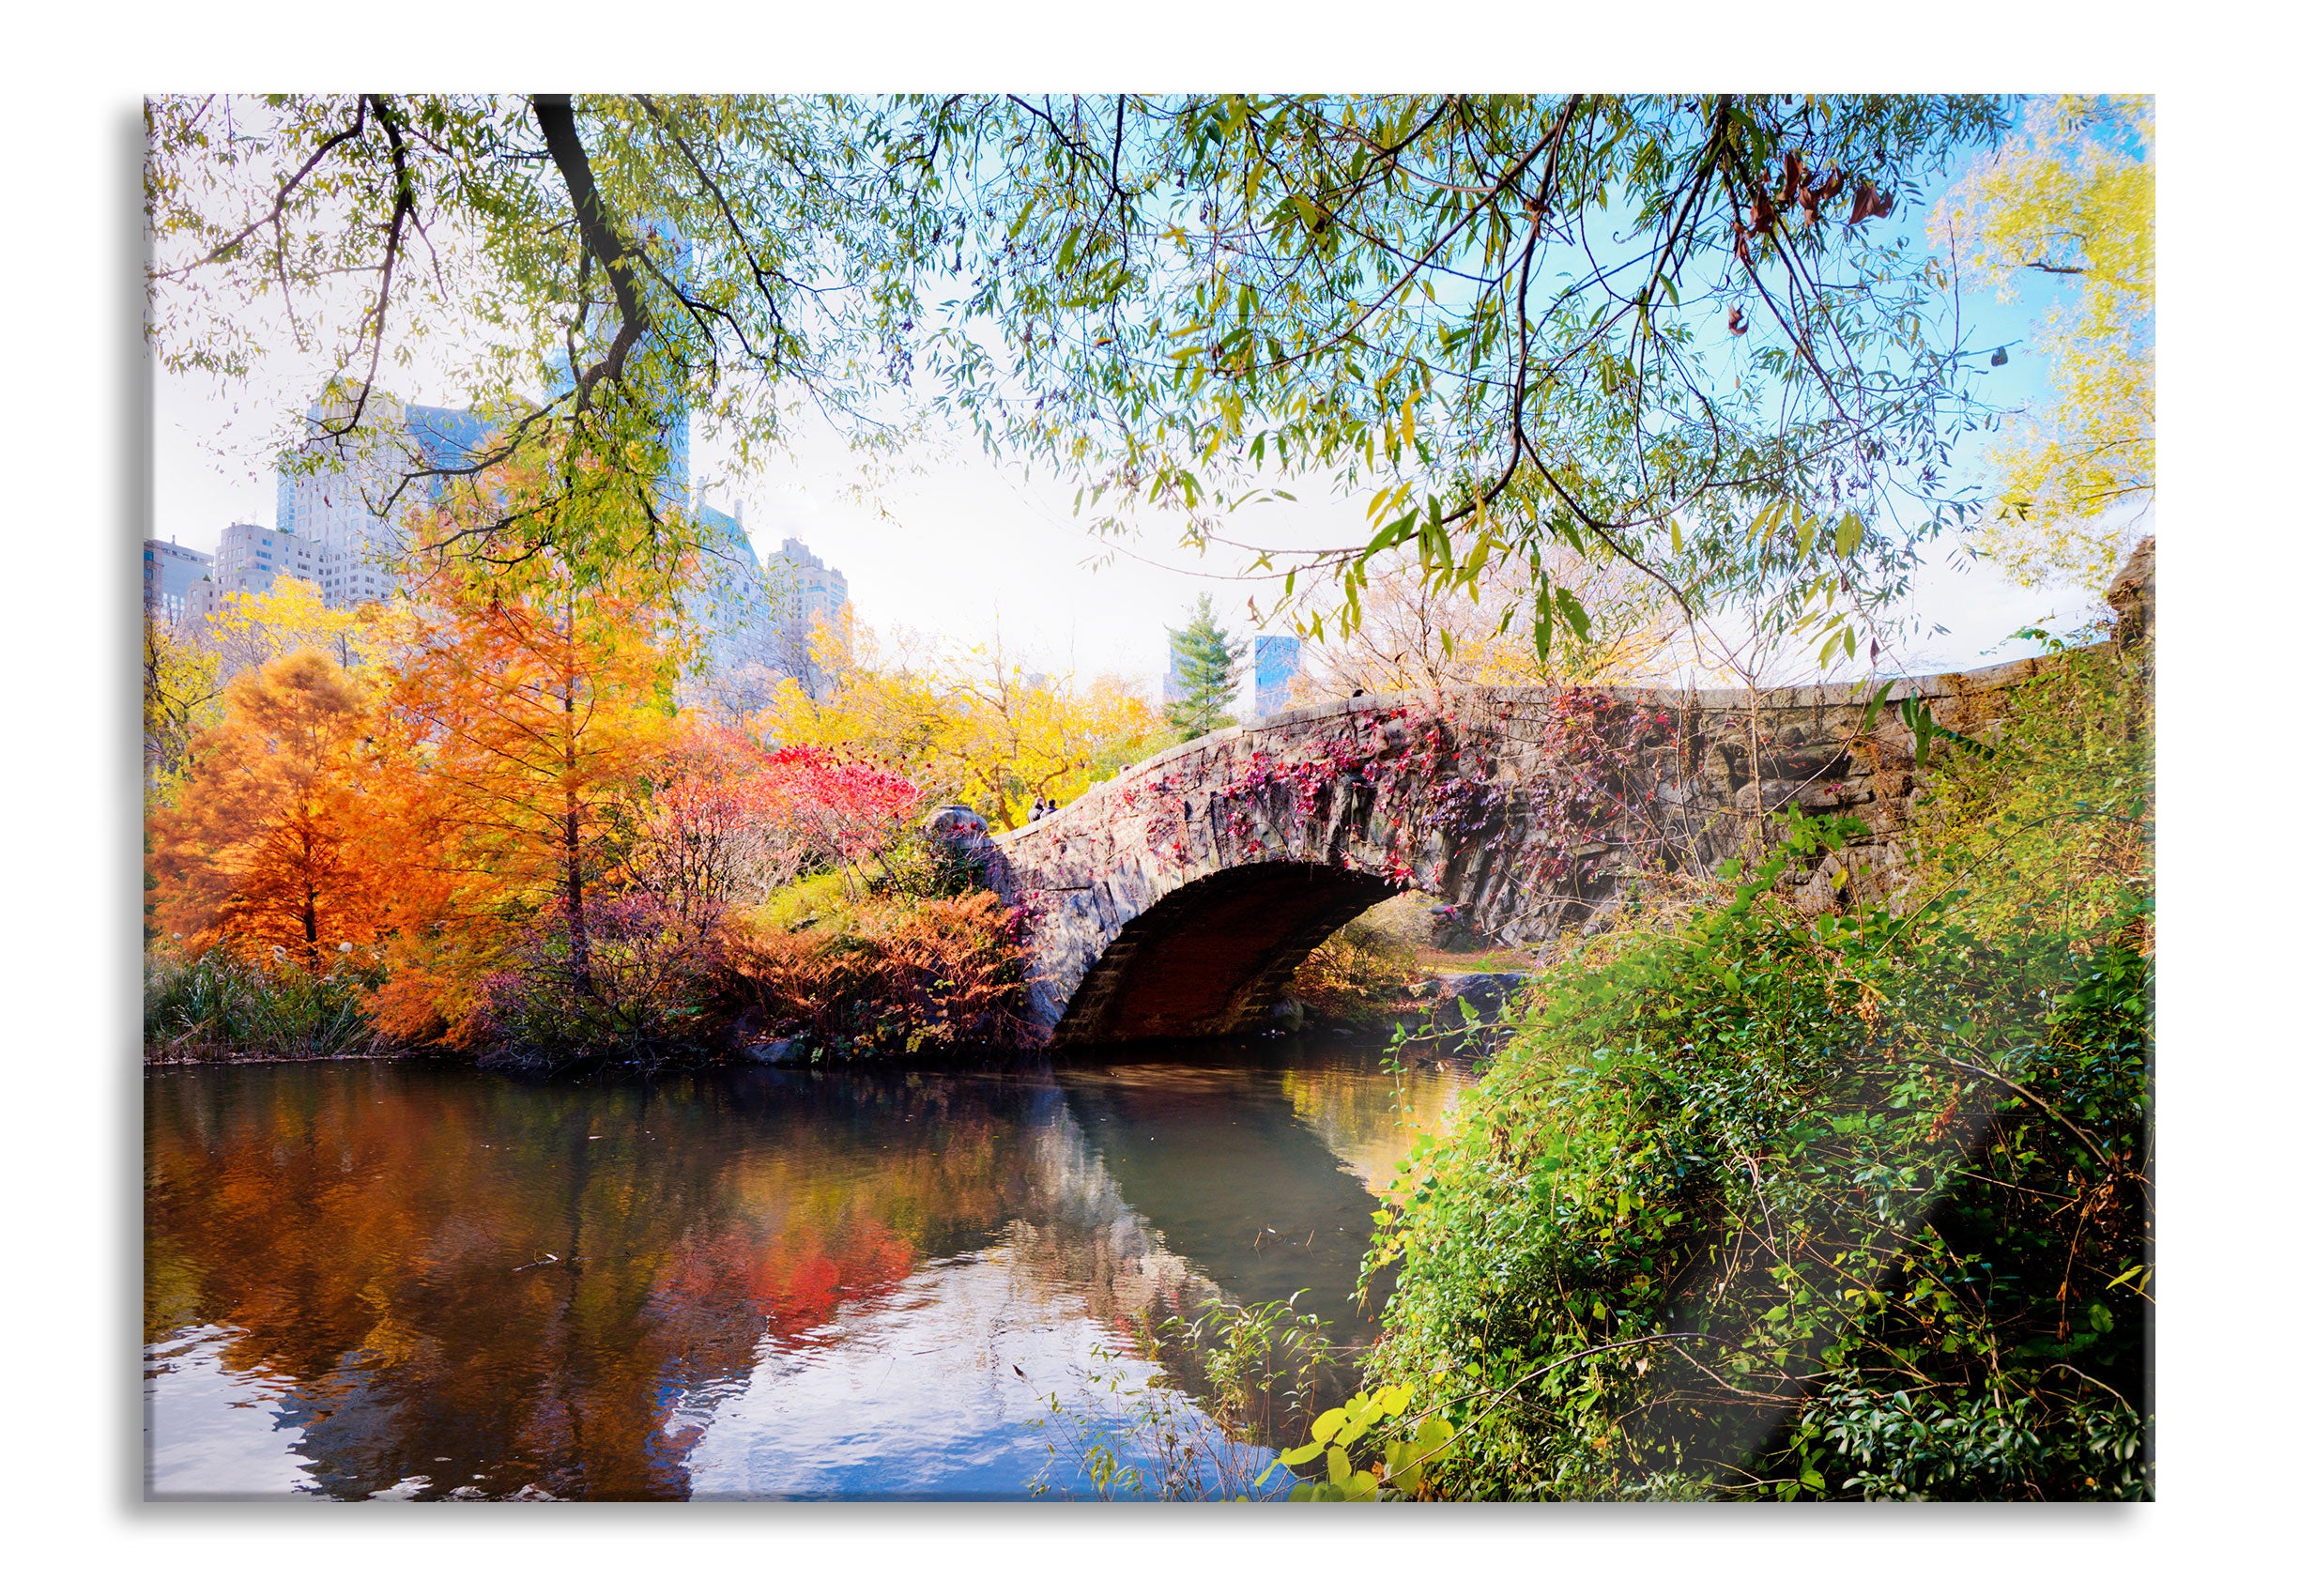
[154,371,2110,697]
[155,365,1330,694]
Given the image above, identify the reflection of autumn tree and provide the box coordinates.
[1277,1061,1464,1200]
[144,1064,1072,1499]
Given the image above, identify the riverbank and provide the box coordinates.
[145,886,1496,1069]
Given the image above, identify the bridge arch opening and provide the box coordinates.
[1050,862,1403,1047]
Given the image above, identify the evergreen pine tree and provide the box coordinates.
[1164,593,1248,741]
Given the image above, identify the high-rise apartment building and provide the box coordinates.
[280,391,689,609]
[181,522,324,628]
[143,537,212,627]
[213,521,322,592]
[765,536,850,686]
[268,353,813,710]
[278,400,498,607]
[672,504,851,714]
[683,500,781,712]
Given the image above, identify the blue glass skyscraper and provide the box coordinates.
[1253,634,1304,718]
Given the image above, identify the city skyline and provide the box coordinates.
[152,384,852,705]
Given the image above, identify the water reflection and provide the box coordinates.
[145,1041,1463,1499]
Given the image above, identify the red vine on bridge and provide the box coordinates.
[1127,692,1688,917]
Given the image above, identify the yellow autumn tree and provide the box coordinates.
[145,620,223,796]
[206,575,377,681]
[1935,95,2154,589]
[758,612,960,789]
[757,616,1169,829]
[942,644,1168,829]
[1292,549,1683,699]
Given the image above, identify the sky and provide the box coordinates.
[149,106,2121,699]
[154,365,1336,695]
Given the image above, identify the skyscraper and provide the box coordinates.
[277,399,484,607]
[213,521,321,593]
[669,501,852,715]
[1252,634,1304,719]
[765,536,850,685]
[682,499,779,712]
[143,537,212,627]
[180,523,325,629]
[277,384,683,609]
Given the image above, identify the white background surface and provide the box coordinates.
[0,7,2288,1591]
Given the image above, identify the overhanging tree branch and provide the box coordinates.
[531,94,649,415]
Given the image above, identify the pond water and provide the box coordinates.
[144,1039,1465,1500]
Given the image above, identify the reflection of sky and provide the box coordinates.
[146,1326,322,1498]
[676,1055,1465,1500]
[681,1247,1232,1499]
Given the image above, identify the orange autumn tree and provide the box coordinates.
[148,649,390,967]
[368,556,679,1042]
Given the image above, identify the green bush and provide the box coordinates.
[1290,913,1421,1025]
[866,827,989,901]
[1302,644,2152,1501]
[753,833,983,940]
[145,944,388,1061]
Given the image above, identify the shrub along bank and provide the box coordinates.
[145,945,392,1063]
[720,882,1040,1060]
[1280,636,2152,1501]
[146,831,1041,1067]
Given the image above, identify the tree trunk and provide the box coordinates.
[560,594,593,997]
[565,796,592,995]
[304,882,319,968]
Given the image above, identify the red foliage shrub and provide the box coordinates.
[751,744,919,877]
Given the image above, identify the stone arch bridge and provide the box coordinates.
[963,658,1983,1044]
[960,537,2150,1048]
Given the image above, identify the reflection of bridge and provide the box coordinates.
[984,654,2089,1047]
[1051,1062,1387,1331]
